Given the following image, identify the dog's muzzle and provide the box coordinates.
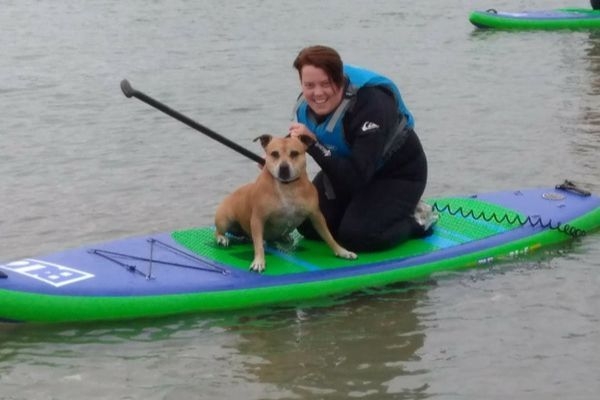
[277,163,298,183]
[279,163,291,180]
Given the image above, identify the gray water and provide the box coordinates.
[1,0,600,398]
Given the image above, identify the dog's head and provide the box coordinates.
[253,134,314,183]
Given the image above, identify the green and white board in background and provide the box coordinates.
[469,8,600,30]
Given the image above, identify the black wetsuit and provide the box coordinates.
[298,86,428,252]
[592,0,600,10]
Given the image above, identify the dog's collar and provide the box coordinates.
[279,177,300,185]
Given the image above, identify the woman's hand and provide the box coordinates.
[288,123,316,141]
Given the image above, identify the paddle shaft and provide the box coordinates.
[120,79,265,165]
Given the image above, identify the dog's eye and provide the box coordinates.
[270,151,279,159]
[289,150,300,159]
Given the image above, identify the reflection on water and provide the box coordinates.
[0,284,431,400]
[227,284,430,399]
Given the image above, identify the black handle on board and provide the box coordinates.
[120,79,265,165]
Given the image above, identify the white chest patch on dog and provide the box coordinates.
[263,207,308,241]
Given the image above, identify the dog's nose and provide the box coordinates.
[278,163,291,180]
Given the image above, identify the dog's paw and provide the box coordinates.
[216,234,230,247]
[336,249,358,260]
[249,259,266,273]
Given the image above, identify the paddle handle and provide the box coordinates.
[120,79,265,165]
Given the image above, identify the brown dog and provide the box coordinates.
[214,134,357,272]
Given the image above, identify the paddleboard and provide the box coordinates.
[2,182,599,323]
[469,8,600,30]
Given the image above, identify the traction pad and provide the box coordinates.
[172,198,525,276]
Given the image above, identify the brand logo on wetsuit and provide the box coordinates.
[361,121,380,132]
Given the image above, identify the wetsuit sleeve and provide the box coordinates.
[306,86,399,194]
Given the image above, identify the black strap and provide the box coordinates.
[381,115,409,162]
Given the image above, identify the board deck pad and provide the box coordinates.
[172,197,525,275]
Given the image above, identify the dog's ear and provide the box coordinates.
[296,134,316,149]
[253,134,272,149]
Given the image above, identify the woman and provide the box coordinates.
[289,45,435,252]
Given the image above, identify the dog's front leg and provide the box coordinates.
[249,213,267,272]
[309,212,357,260]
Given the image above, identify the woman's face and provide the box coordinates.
[299,65,343,116]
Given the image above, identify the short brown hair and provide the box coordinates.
[293,45,344,88]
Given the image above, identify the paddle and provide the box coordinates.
[120,79,265,165]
